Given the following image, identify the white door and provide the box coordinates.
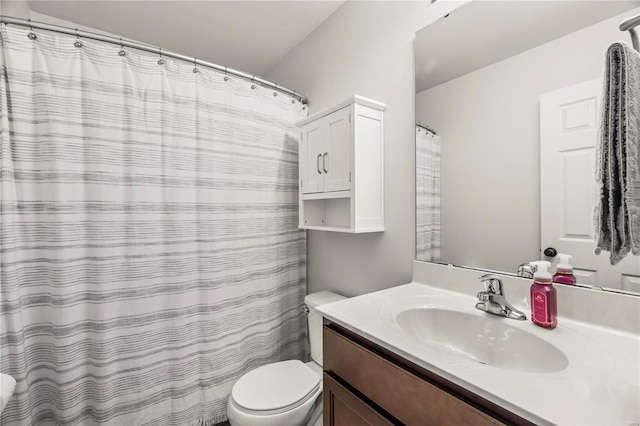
[323,107,351,192]
[301,120,324,194]
[540,79,640,292]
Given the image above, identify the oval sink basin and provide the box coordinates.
[396,308,568,373]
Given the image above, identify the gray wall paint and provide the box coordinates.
[266,1,457,297]
[415,9,637,273]
[2,1,31,18]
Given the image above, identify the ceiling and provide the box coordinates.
[24,0,345,77]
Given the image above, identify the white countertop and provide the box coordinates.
[317,282,640,426]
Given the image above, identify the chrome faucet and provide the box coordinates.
[516,262,536,279]
[476,274,527,320]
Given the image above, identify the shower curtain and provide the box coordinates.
[416,126,441,262]
[0,25,307,425]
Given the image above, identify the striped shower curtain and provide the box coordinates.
[416,126,441,262]
[0,25,306,425]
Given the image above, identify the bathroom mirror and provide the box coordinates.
[415,0,640,295]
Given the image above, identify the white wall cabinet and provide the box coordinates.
[296,95,385,233]
[300,106,351,194]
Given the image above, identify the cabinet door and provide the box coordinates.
[324,326,505,426]
[301,120,324,194]
[323,107,352,192]
[323,373,393,426]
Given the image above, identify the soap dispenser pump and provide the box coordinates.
[530,261,557,329]
[553,253,576,285]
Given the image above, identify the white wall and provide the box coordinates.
[416,9,638,273]
[266,1,460,296]
[1,1,31,19]
[2,3,124,37]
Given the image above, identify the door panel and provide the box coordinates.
[302,121,324,194]
[540,79,640,290]
[324,107,351,192]
[323,373,392,426]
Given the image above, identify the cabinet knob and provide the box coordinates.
[544,247,557,257]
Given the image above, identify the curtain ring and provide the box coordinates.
[273,84,278,97]
[27,19,37,40]
[193,57,199,73]
[118,37,126,56]
[74,28,83,48]
[292,91,297,104]
[224,66,229,81]
[251,75,256,90]
[157,48,165,65]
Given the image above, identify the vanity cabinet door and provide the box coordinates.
[323,373,394,426]
[324,325,505,426]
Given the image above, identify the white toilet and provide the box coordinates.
[227,291,346,426]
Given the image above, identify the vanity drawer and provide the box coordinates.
[323,372,394,426]
[323,325,503,426]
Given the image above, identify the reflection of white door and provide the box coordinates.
[540,79,640,293]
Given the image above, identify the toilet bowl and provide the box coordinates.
[227,292,346,426]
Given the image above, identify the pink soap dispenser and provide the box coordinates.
[530,261,557,329]
[553,253,576,285]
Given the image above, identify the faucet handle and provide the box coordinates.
[516,262,536,279]
[476,291,490,302]
[478,274,503,295]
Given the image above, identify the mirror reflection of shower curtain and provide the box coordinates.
[416,126,441,262]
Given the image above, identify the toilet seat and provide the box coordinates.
[231,360,320,415]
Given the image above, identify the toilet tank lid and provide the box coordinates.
[304,291,346,308]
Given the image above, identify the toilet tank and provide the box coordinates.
[304,291,346,366]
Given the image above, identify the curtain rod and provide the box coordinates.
[416,123,437,135]
[0,16,308,104]
[619,13,640,51]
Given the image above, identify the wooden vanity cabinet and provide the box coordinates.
[323,322,534,426]
[323,373,394,426]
